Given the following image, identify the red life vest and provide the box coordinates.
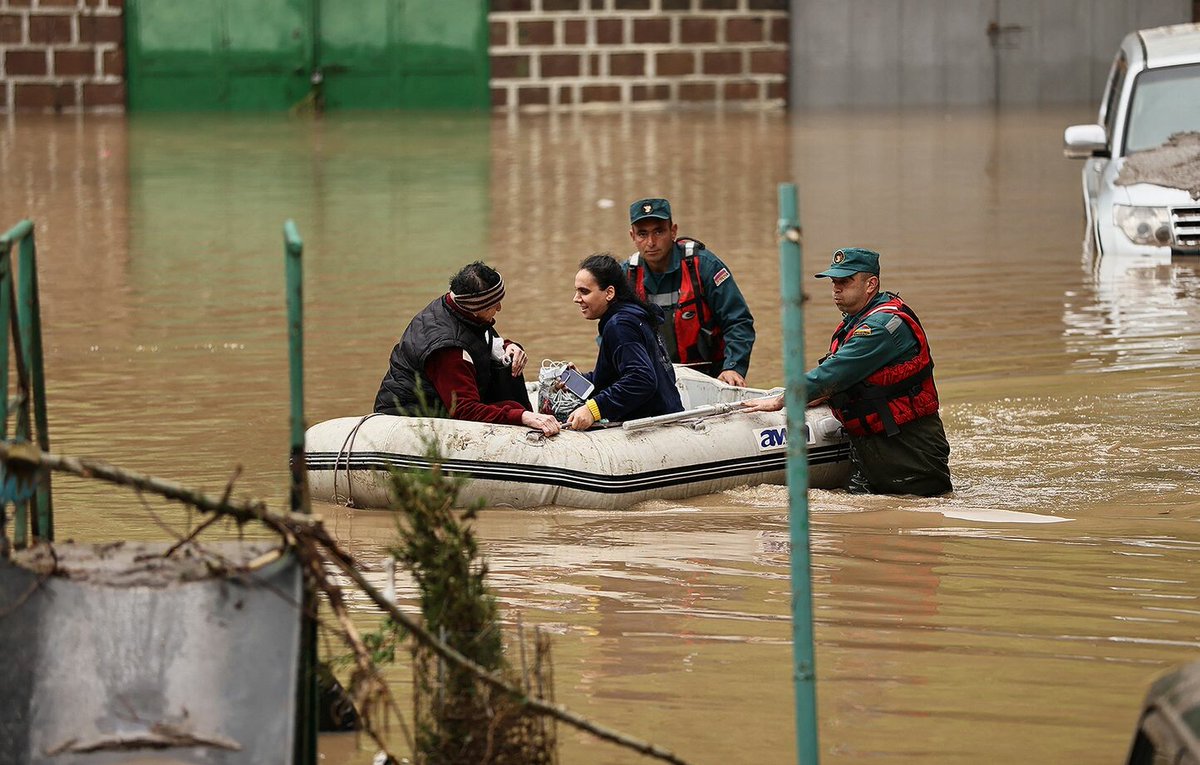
[628,238,725,374]
[826,295,940,437]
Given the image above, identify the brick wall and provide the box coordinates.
[0,0,124,113]
[1,0,787,114]
[489,0,789,112]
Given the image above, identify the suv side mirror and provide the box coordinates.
[1063,124,1109,159]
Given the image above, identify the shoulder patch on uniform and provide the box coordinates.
[713,267,731,286]
[884,315,903,334]
[852,325,872,337]
[462,349,474,364]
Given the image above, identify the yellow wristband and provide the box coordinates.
[586,399,601,420]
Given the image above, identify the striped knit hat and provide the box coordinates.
[450,276,505,312]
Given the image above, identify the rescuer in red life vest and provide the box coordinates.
[622,198,756,387]
[743,248,952,496]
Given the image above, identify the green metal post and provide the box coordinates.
[0,227,14,552]
[779,183,820,764]
[16,229,52,542]
[0,225,16,437]
[285,220,311,516]
[0,218,47,549]
[285,220,317,765]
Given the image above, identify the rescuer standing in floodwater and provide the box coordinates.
[743,248,952,496]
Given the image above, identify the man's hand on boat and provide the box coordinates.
[740,393,830,412]
[718,369,747,387]
[741,394,784,413]
[521,410,561,436]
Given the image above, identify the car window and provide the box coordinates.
[1101,51,1127,137]
[1123,62,1200,156]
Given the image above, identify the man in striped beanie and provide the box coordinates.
[374,261,560,436]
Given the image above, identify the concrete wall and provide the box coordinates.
[0,0,124,113]
[790,0,1195,108]
[489,0,790,111]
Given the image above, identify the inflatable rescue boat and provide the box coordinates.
[304,367,851,510]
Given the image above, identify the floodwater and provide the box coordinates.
[3,106,1200,764]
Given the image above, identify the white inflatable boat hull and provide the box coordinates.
[305,367,851,510]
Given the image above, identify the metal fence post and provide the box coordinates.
[0,226,13,553]
[285,220,318,765]
[1,219,52,549]
[16,229,52,541]
[285,220,311,516]
[0,231,12,439]
[778,183,820,765]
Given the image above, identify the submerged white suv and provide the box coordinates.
[1063,23,1200,259]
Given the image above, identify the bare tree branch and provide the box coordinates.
[0,442,695,765]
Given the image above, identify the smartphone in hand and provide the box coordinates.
[558,367,594,400]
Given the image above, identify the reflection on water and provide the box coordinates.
[1065,253,1200,376]
[3,108,1200,764]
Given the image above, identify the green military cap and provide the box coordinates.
[815,247,880,278]
[630,197,672,223]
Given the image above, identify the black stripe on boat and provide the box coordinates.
[306,443,851,495]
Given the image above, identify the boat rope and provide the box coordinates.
[332,413,384,507]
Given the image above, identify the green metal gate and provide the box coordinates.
[126,0,489,112]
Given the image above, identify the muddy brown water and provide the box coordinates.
[3,107,1200,764]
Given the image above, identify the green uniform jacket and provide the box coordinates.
[807,291,952,497]
[805,291,919,403]
[621,241,756,377]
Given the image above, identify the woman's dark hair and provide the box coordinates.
[450,261,501,294]
[578,252,661,327]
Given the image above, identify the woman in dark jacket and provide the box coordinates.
[565,253,684,430]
